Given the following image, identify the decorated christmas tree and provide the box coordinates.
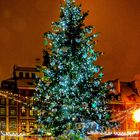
[33,0,117,139]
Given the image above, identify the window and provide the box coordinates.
[25,72,29,78]
[19,72,23,78]
[32,73,36,78]
[118,95,121,101]
[9,99,16,105]
[111,95,114,101]
[29,122,34,131]
[37,111,41,116]
[21,106,26,116]
[21,121,26,131]
[0,98,6,105]
[0,120,6,130]
[9,107,17,116]
[0,108,6,116]
[33,110,37,116]
[9,119,17,131]
[29,109,34,116]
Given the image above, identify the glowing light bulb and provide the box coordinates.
[133,109,140,122]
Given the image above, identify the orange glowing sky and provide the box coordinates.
[0,0,140,81]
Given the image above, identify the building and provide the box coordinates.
[109,79,140,134]
[0,65,43,140]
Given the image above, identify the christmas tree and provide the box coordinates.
[33,0,117,139]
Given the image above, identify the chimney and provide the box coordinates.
[135,81,140,95]
[133,74,140,95]
[13,64,18,78]
[113,79,121,94]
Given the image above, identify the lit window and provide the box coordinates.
[9,119,17,131]
[9,108,17,116]
[21,106,26,116]
[9,99,16,105]
[0,108,6,116]
[29,109,34,116]
[118,95,121,101]
[0,120,6,130]
[111,95,114,100]
[29,122,34,131]
[21,122,26,131]
[0,98,6,104]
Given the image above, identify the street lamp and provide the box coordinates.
[133,108,140,137]
[133,109,140,123]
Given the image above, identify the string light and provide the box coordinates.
[111,105,138,120]
[0,130,139,137]
[88,130,139,137]
[1,89,140,120]
[0,90,32,100]
[0,131,25,137]
[110,106,140,124]
[111,105,138,118]
[0,90,33,106]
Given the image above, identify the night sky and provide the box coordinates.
[0,0,140,81]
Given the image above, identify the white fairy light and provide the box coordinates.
[0,131,25,137]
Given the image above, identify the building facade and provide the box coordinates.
[0,65,43,140]
[109,79,140,134]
